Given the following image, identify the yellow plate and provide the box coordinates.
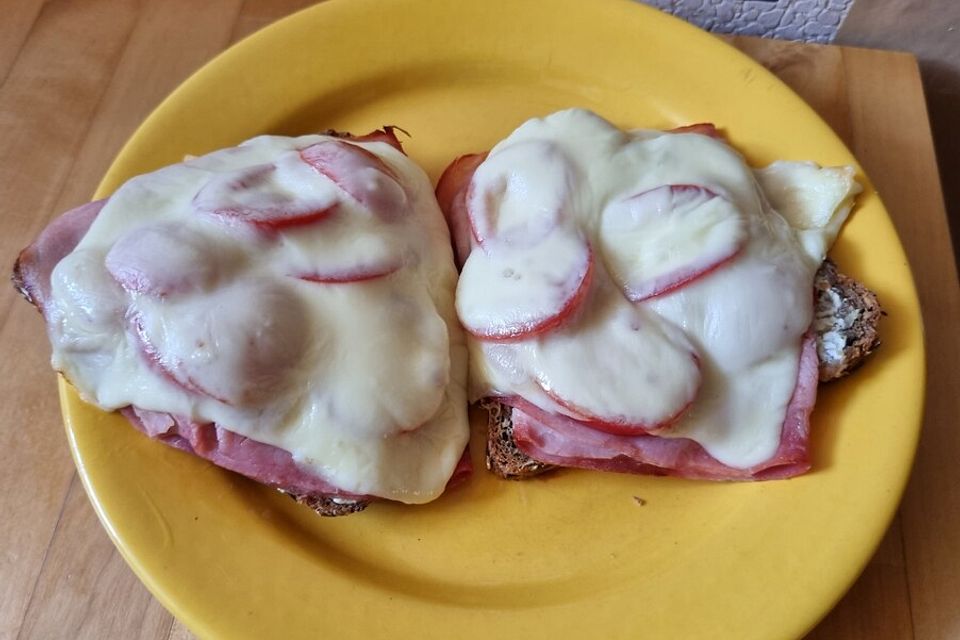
[64,0,924,638]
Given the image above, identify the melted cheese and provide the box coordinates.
[46,134,468,504]
[464,109,859,468]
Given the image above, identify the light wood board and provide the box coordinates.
[0,2,957,639]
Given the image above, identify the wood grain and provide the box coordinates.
[17,477,176,640]
[0,0,45,87]
[5,2,250,639]
[730,37,917,640]
[0,2,140,637]
[0,3,956,640]
[732,38,960,640]
[841,47,960,640]
[229,0,317,43]
[49,0,246,213]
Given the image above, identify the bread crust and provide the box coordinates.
[279,490,371,517]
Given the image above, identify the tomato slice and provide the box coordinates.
[600,184,746,302]
[130,283,309,406]
[465,140,572,247]
[530,288,702,435]
[295,257,402,284]
[194,157,340,229]
[300,139,408,220]
[105,222,231,296]
[456,230,593,341]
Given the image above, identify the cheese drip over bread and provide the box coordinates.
[46,134,469,503]
[461,109,859,467]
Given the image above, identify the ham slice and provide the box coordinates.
[435,152,487,268]
[331,126,406,152]
[14,199,375,501]
[13,199,106,313]
[438,122,822,482]
[668,123,723,139]
[14,186,471,510]
[122,407,472,495]
[507,333,818,480]
[122,407,367,497]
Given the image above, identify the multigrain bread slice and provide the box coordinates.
[814,259,884,381]
[482,398,555,479]
[484,403,554,480]
[484,261,883,479]
[279,490,370,516]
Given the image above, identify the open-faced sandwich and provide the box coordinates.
[14,128,470,515]
[436,109,881,481]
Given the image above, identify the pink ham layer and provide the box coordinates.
[15,194,471,504]
[434,152,487,269]
[506,333,819,480]
[122,407,471,498]
[122,407,366,498]
[13,199,107,313]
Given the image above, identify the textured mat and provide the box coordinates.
[644,0,855,43]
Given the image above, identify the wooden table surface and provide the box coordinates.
[1,2,958,639]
